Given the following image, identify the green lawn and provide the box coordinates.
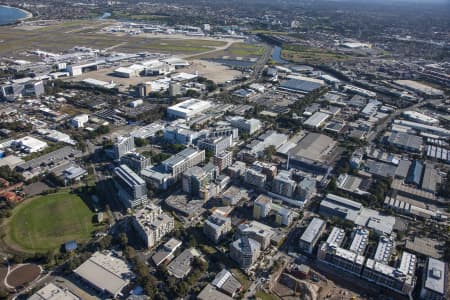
[255,291,281,300]
[7,191,96,252]
[227,43,265,56]
[281,45,352,65]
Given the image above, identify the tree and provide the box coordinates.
[124,246,137,261]
[118,233,128,249]
[264,145,277,161]
[0,287,9,300]
[98,235,112,250]
[96,125,110,135]
[134,137,149,147]
[205,80,217,92]
[185,89,201,98]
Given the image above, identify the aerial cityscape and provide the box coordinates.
[0,0,448,299]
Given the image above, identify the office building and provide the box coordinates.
[73,251,134,298]
[163,124,200,145]
[204,213,232,243]
[0,78,44,100]
[272,170,297,198]
[120,152,151,173]
[273,205,294,226]
[297,177,316,203]
[162,147,205,178]
[230,236,261,269]
[71,114,89,128]
[214,151,233,171]
[151,238,182,266]
[319,194,395,235]
[362,252,417,295]
[13,136,48,153]
[63,165,87,185]
[299,217,326,254]
[228,161,247,181]
[15,146,82,180]
[132,204,174,248]
[374,236,395,264]
[169,83,182,97]
[198,284,233,300]
[420,257,448,300]
[212,269,242,297]
[349,227,369,256]
[29,283,80,300]
[318,242,366,277]
[244,167,267,189]
[242,131,288,159]
[113,164,148,208]
[113,135,135,160]
[167,99,212,120]
[167,248,201,279]
[197,284,233,300]
[182,164,218,196]
[229,116,262,135]
[197,135,232,155]
[238,221,273,250]
[253,194,272,219]
[209,126,239,141]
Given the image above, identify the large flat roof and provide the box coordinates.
[29,283,80,300]
[424,257,448,295]
[300,217,325,243]
[197,284,233,300]
[288,132,336,163]
[74,251,133,297]
[167,98,211,117]
[279,79,323,93]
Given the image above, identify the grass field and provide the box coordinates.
[6,191,96,252]
[281,45,351,65]
[0,20,227,58]
[227,43,265,56]
[255,291,281,300]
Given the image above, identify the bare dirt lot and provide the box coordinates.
[184,59,242,83]
[0,266,9,290]
[6,264,41,288]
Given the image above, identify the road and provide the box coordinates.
[182,39,238,59]
[207,42,273,97]
[366,99,434,143]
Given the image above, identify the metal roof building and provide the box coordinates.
[303,111,331,129]
[74,251,134,298]
[299,217,326,254]
[405,160,423,186]
[279,79,323,94]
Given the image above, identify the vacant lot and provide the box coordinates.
[6,191,95,252]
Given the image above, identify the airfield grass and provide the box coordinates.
[0,20,226,58]
[227,42,265,56]
[6,191,96,253]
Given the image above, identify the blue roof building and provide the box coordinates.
[64,240,78,252]
[405,160,423,186]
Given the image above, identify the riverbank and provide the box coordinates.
[0,4,33,22]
